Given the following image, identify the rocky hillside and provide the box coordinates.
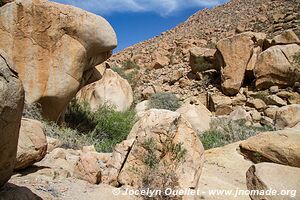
[108,0,300,102]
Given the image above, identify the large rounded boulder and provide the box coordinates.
[0,0,117,121]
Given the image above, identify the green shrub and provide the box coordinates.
[199,118,275,150]
[111,65,140,90]
[44,121,92,149]
[122,60,140,70]
[193,56,211,72]
[148,92,181,111]
[91,105,136,152]
[293,51,300,68]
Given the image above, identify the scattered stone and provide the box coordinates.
[277,91,300,104]
[266,94,287,106]
[189,47,216,73]
[260,116,274,127]
[264,106,279,120]
[250,110,262,122]
[275,104,300,129]
[228,107,251,121]
[208,94,233,116]
[74,153,102,184]
[269,86,279,93]
[47,137,61,153]
[246,98,267,111]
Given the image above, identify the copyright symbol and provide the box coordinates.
[112,188,121,196]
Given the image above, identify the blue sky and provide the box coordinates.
[54,0,228,52]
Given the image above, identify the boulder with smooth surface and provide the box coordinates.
[0,0,117,121]
[15,118,47,170]
[77,69,133,112]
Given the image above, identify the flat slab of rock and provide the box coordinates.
[196,142,252,200]
[246,163,300,200]
[240,129,300,167]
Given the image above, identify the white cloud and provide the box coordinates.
[53,0,228,16]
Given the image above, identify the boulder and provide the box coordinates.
[272,30,300,45]
[177,102,212,134]
[0,0,117,121]
[275,104,300,129]
[264,106,279,120]
[216,32,266,95]
[254,44,300,90]
[15,118,47,170]
[189,47,216,73]
[246,98,267,111]
[102,139,135,186]
[135,100,149,114]
[0,50,24,187]
[74,153,102,184]
[246,163,300,200]
[266,95,287,106]
[151,54,170,69]
[117,109,204,189]
[77,69,133,112]
[276,91,300,104]
[240,129,300,167]
[228,107,251,122]
[208,94,233,116]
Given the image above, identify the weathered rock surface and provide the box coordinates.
[246,163,300,200]
[0,0,117,121]
[177,101,212,134]
[240,129,300,167]
[115,109,204,189]
[15,118,47,170]
[216,32,266,95]
[272,30,300,45]
[275,104,300,129]
[254,44,300,90]
[0,50,24,187]
[196,142,252,200]
[74,153,102,184]
[77,69,133,112]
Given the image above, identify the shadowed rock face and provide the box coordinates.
[0,0,117,121]
[0,50,25,187]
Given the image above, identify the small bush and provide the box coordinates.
[293,51,300,68]
[148,93,181,111]
[91,105,136,152]
[111,65,140,90]
[122,60,140,70]
[199,118,275,150]
[193,56,211,72]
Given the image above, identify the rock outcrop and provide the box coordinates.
[77,69,133,112]
[240,129,300,167]
[0,50,24,187]
[216,32,266,95]
[15,118,47,170]
[254,44,300,90]
[104,109,204,190]
[0,0,117,121]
